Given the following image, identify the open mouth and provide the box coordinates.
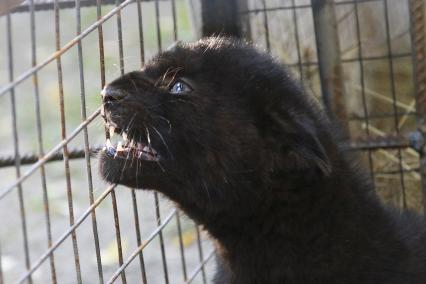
[103,125,160,162]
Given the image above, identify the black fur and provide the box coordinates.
[99,37,426,283]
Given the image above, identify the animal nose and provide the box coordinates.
[101,86,127,105]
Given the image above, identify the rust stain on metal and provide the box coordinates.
[410,0,426,212]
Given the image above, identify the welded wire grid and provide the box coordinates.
[1,0,426,283]
[0,0,214,283]
[241,0,426,211]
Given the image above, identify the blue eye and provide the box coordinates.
[170,81,192,95]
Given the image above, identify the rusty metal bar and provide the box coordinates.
[96,0,106,88]
[171,0,177,41]
[136,0,145,66]
[17,185,116,284]
[154,192,170,284]
[239,0,385,14]
[75,0,104,281]
[195,226,207,284]
[6,12,33,284]
[261,0,270,52]
[133,1,149,282]
[29,0,57,280]
[383,0,407,208]
[311,0,349,129]
[11,0,123,13]
[346,134,412,151]
[169,3,189,281]
[353,0,375,186]
[0,132,421,169]
[185,249,216,284]
[106,209,177,284]
[110,3,127,282]
[291,0,304,81]
[0,0,135,98]
[155,0,162,51]
[0,146,101,168]
[107,210,177,283]
[176,211,188,281]
[0,108,101,206]
[10,0,169,13]
[130,190,148,284]
[54,0,83,281]
[284,52,413,67]
[111,190,127,283]
[410,0,426,212]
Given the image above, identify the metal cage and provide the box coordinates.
[1,0,426,283]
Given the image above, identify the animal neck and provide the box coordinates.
[194,159,382,283]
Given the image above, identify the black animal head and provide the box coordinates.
[99,37,334,218]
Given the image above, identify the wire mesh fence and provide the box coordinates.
[0,0,425,283]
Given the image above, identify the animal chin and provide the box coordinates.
[102,124,161,162]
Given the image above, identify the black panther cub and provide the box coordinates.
[99,37,426,283]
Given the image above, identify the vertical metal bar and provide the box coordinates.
[195,226,207,284]
[29,0,57,281]
[130,190,148,284]
[75,0,104,282]
[354,1,376,186]
[96,0,106,87]
[6,13,33,284]
[291,0,304,81]
[153,3,169,282]
[0,243,3,284]
[170,2,188,281]
[155,0,162,51]
[111,190,127,284]
[409,0,426,212]
[136,0,145,67]
[116,0,124,75]
[383,0,407,209]
[311,0,349,129]
[171,0,177,41]
[176,213,188,281]
[53,1,82,282]
[261,0,270,52]
[133,2,149,282]
[111,2,127,283]
[154,192,170,284]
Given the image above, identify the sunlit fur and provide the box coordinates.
[99,37,426,284]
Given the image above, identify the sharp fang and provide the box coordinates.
[109,126,115,137]
[122,132,128,143]
[117,141,124,151]
[106,139,113,148]
[143,146,150,152]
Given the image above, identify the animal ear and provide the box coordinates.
[269,112,332,176]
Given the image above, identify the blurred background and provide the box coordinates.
[0,0,425,283]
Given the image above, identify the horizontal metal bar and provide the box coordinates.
[8,0,166,13]
[239,0,383,14]
[286,52,412,67]
[0,133,420,171]
[0,146,102,168]
[185,249,215,284]
[347,134,412,151]
[0,107,101,200]
[107,209,177,284]
[349,112,417,121]
[0,0,135,98]
[17,184,116,284]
